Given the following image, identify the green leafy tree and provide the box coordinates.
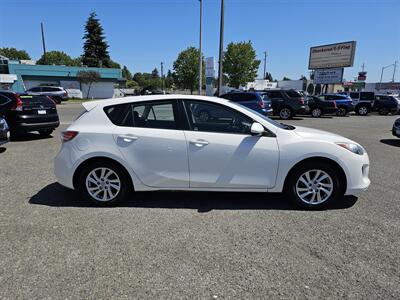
[282,76,291,81]
[122,66,132,80]
[173,47,205,94]
[77,70,101,98]
[165,70,175,89]
[109,59,120,69]
[223,41,260,89]
[82,12,111,68]
[133,72,161,91]
[125,80,139,89]
[0,47,30,60]
[37,50,79,66]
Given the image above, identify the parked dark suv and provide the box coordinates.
[262,89,308,119]
[373,94,399,115]
[220,92,273,116]
[0,90,59,136]
[338,91,375,116]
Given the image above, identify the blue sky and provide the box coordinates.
[1,0,399,82]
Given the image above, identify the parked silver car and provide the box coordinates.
[26,86,69,103]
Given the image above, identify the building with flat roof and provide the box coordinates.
[0,57,123,99]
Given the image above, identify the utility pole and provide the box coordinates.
[379,63,395,90]
[198,0,203,95]
[361,62,365,72]
[217,0,224,96]
[392,61,398,82]
[160,62,165,93]
[263,51,268,79]
[40,22,47,64]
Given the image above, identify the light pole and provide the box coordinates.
[379,63,395,90]
[40,22,47,64]
[392,60,398,82]
[160,62,165,93]
[217,0,224,96]
[198,0,203,95]
[263,51,268,79]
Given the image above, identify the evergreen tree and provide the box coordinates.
[122,66,132,80]
[82,12,111,67]
[151,68,160,78]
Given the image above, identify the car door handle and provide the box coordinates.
[118,134,138,142]
[190,139,209,147]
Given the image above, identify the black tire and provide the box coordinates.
[311,108,322,118]
[285,161,343,210]
[279,107,293,120]
[379,107,389,115]
[78,160,133,206]
[356,105,369,116]
[336,107,348,117]
[38,129,54,136]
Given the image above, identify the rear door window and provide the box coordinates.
[29,87,41,92]
[104,101,178,130]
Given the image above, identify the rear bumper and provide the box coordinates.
[12,121,59,132]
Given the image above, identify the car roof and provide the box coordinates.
[82,94,230,111]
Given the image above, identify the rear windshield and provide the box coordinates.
[285,90,302,98]
[20,95,55,106]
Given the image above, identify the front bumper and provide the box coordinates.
[392,126,400,137]
[343,152,371,195]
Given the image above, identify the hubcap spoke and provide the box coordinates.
[296,169,333,205]
[86,167,121,202]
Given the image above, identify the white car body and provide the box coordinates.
[54,95,370,197]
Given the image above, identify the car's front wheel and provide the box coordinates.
[78,160,132,206]
[356,105,369,116]
[285,162,342,209]
[311,108,322,118]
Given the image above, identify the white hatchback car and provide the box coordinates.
[55,95,370,209]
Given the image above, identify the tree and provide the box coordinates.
[151,68,160,78]
[264,72,273,81]
[126,80,139,89]
[37,50,80,66]
[165,70,175,89]
[0,47,30,60]
[173,47,205,94]
[282,76,291,81]
[77,70,101,98]
[82,12,111,68]
[109,59,120,69]
[223,41,260,89]
[122,66,132,80]
[133,72,161,91]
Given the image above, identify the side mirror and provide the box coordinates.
[250,122,264,136]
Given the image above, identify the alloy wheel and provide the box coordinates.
[358,106,368,115]
[295,169,333,205]
[85,167,121,202]
[280,108,291,119]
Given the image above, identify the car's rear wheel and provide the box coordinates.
[311,108,322,118]
[357,106,369,116]
[279,107,293,120]
[336,107,347,117]
[285,162,342,209]
[78,160,132,206]
[379,107,389,115]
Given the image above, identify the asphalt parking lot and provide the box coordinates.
[1,102,399,299]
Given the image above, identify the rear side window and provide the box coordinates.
[360,92,374,100]
[375,95,389,101]
[350,92,359,99]
[29,87,41,92]
[104,101,177,130]
[332,95,347,100]
[285,90,302,98]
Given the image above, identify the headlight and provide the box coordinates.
[336,142,364,155]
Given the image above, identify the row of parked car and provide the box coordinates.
[219,89,400,120]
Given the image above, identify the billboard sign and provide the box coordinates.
[314,68,344,84]
[309,41,356,69]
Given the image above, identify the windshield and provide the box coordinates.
[229,101,294,129]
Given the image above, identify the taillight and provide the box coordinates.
[258,100,265,108]
[61,131,78,142]
[11,95,23,111]
[333,101,337,108]
[298,98,305,105]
